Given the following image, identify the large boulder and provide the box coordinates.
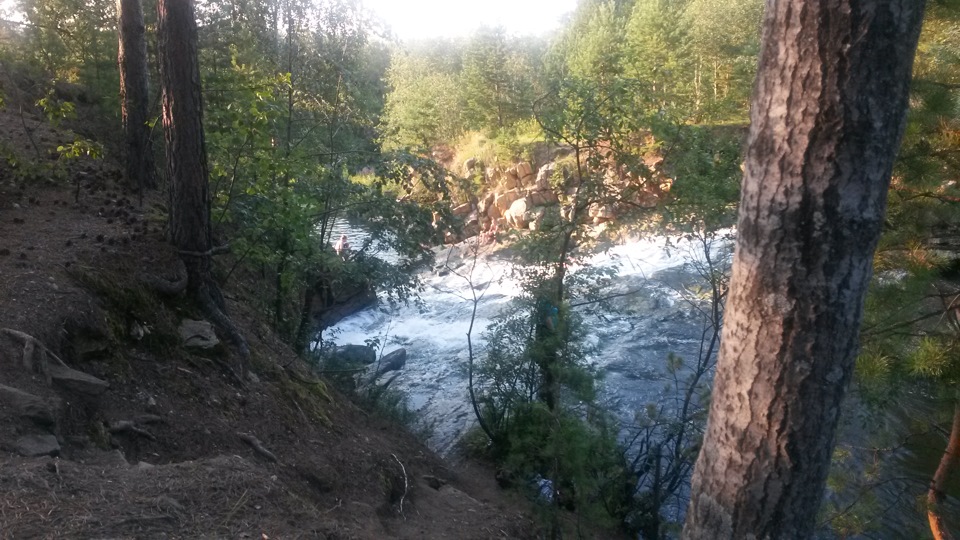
[516,162,534,182]
[332,344,376,365]
[15,434,60,457]
[377,348,406,373]
[501,173,520,191]
[529,190,559,207]
[505,197,532,229]
[380,348,406,366]
[494,189,524,214]
[49,364,109,396]
[535,163,556,191]
[0,384,58,425]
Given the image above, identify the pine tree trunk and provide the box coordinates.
[157,0,250,374]
[157,0,213,295]
[118,0,156,193]
[682,1,925,538]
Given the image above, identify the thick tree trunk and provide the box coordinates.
[118,0,156,193]
[157,0,213,295]
[157,0,250,373]
[682,1,925,538]
[928,402,960,540]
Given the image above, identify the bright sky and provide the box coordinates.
[0,0,579,40]
[0,0,18,21]
[362,0,580,41]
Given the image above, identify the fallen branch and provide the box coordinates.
[391,453,408,518]
[196,287,251,383]
[109,420,156,441]
[238,432,278,463]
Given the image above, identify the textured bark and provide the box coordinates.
[157,0,250,372]
[118,0,156,192]
[157,0,213,294]
[927,402,960,540]
[682,1,925,539]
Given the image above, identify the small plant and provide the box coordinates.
[37,89,76,126]
[57,138,103,160]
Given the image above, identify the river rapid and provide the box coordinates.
[324,231,728,456]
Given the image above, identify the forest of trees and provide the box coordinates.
[1,0,960,537]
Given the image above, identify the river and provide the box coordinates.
[324,231,726,455]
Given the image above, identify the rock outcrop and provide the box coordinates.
[445,139,673,243]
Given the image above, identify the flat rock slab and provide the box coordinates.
[179,319,220,349]
[0,384,57,425]
[49,364,109,396]
[15,434,60,457]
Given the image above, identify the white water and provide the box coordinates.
[325,233,731,455]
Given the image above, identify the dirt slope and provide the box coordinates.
[0,107,541,539]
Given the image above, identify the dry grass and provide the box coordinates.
[0,454,330,539]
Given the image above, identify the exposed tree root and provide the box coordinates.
[1,328,71,384]
[196,283,251,382]
[142,259,251,383]
[140,259,188,296]
[238,432,278,463]
[109,420,157,441]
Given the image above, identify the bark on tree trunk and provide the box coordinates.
[928,401,960,540]
[157,0,213,296]
[682,1,925,538]
[157,0,250,374]
[118,0,156,194]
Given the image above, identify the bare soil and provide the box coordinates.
[0,107,551,539]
